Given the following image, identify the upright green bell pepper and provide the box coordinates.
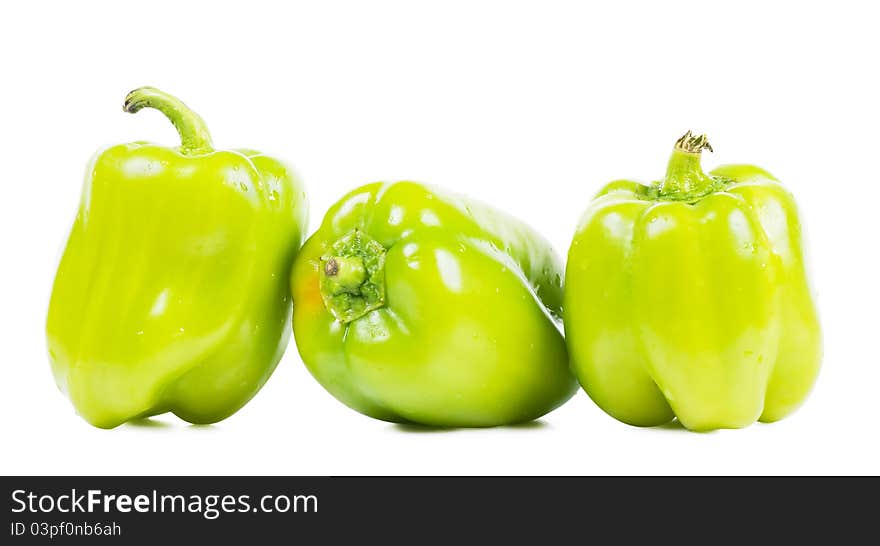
[46,87,308,428]
[290,181,577,427]
[565,132,821,431]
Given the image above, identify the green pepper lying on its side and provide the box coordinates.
[565,132,821,431]
[46,87,308,428]
[291,181,578,427]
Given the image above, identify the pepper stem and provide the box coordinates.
[123,86,214,154]
[674,130,713,154]
[655,130,718,201]
[324,257,368,291]
[319,231,387,323]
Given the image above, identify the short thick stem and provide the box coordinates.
[123,86,214,154]
[655,131,717,200]
[319,231,387,323]
[323,256,368,291]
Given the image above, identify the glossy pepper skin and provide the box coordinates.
[46,87,308,428]
[291,181,577,427]
[565,132,821,431]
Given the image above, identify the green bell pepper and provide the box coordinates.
[565,132,821,431]
[46,87,308,428]
[290,181,577,426]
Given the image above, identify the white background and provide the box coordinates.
[1,0,878,475]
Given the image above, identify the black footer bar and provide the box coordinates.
[2,476,874,543]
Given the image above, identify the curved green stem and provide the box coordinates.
[123,86,214,154]
[655,131,717,201]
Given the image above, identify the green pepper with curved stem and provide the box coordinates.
[46,87,308,428]
[565,132,821,431]
[290,181,577,427]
